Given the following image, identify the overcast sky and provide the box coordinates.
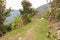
[6,0,49,10]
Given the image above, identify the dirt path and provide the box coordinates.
[22,26,36,40]
[22,20,39,40]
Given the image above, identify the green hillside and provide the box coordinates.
[0,19,56,40]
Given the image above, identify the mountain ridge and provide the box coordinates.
[36,4,49,15]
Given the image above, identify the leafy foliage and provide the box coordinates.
[56,8,60,20]
[20,0,37,24]
[47,0,60,21]
[0,0,11,36]
[6,16,22,30]
[6,24,12,32]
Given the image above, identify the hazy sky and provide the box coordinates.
[6,0,48,10]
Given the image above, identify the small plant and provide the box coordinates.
[6,24,12,32]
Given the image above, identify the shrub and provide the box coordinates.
[6,24,12,32]
[56,8,60,20]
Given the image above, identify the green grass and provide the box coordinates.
[0,20,39,40]
[39,19,50,26]
[0,19,57,40]
[0,21,34,40]
[33,20,57,40]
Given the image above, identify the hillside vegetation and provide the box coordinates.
[0,19,57,40]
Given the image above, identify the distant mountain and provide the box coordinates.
[36,4,50,15]
[4,10,20,25]
[10,10,20,16]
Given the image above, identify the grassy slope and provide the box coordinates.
[33,20,56,40]
[0,19,56,40]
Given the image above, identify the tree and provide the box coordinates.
[47,0,60,21]
[20,0,37,24]
[50,0,60,21]
[0,0,11,36]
